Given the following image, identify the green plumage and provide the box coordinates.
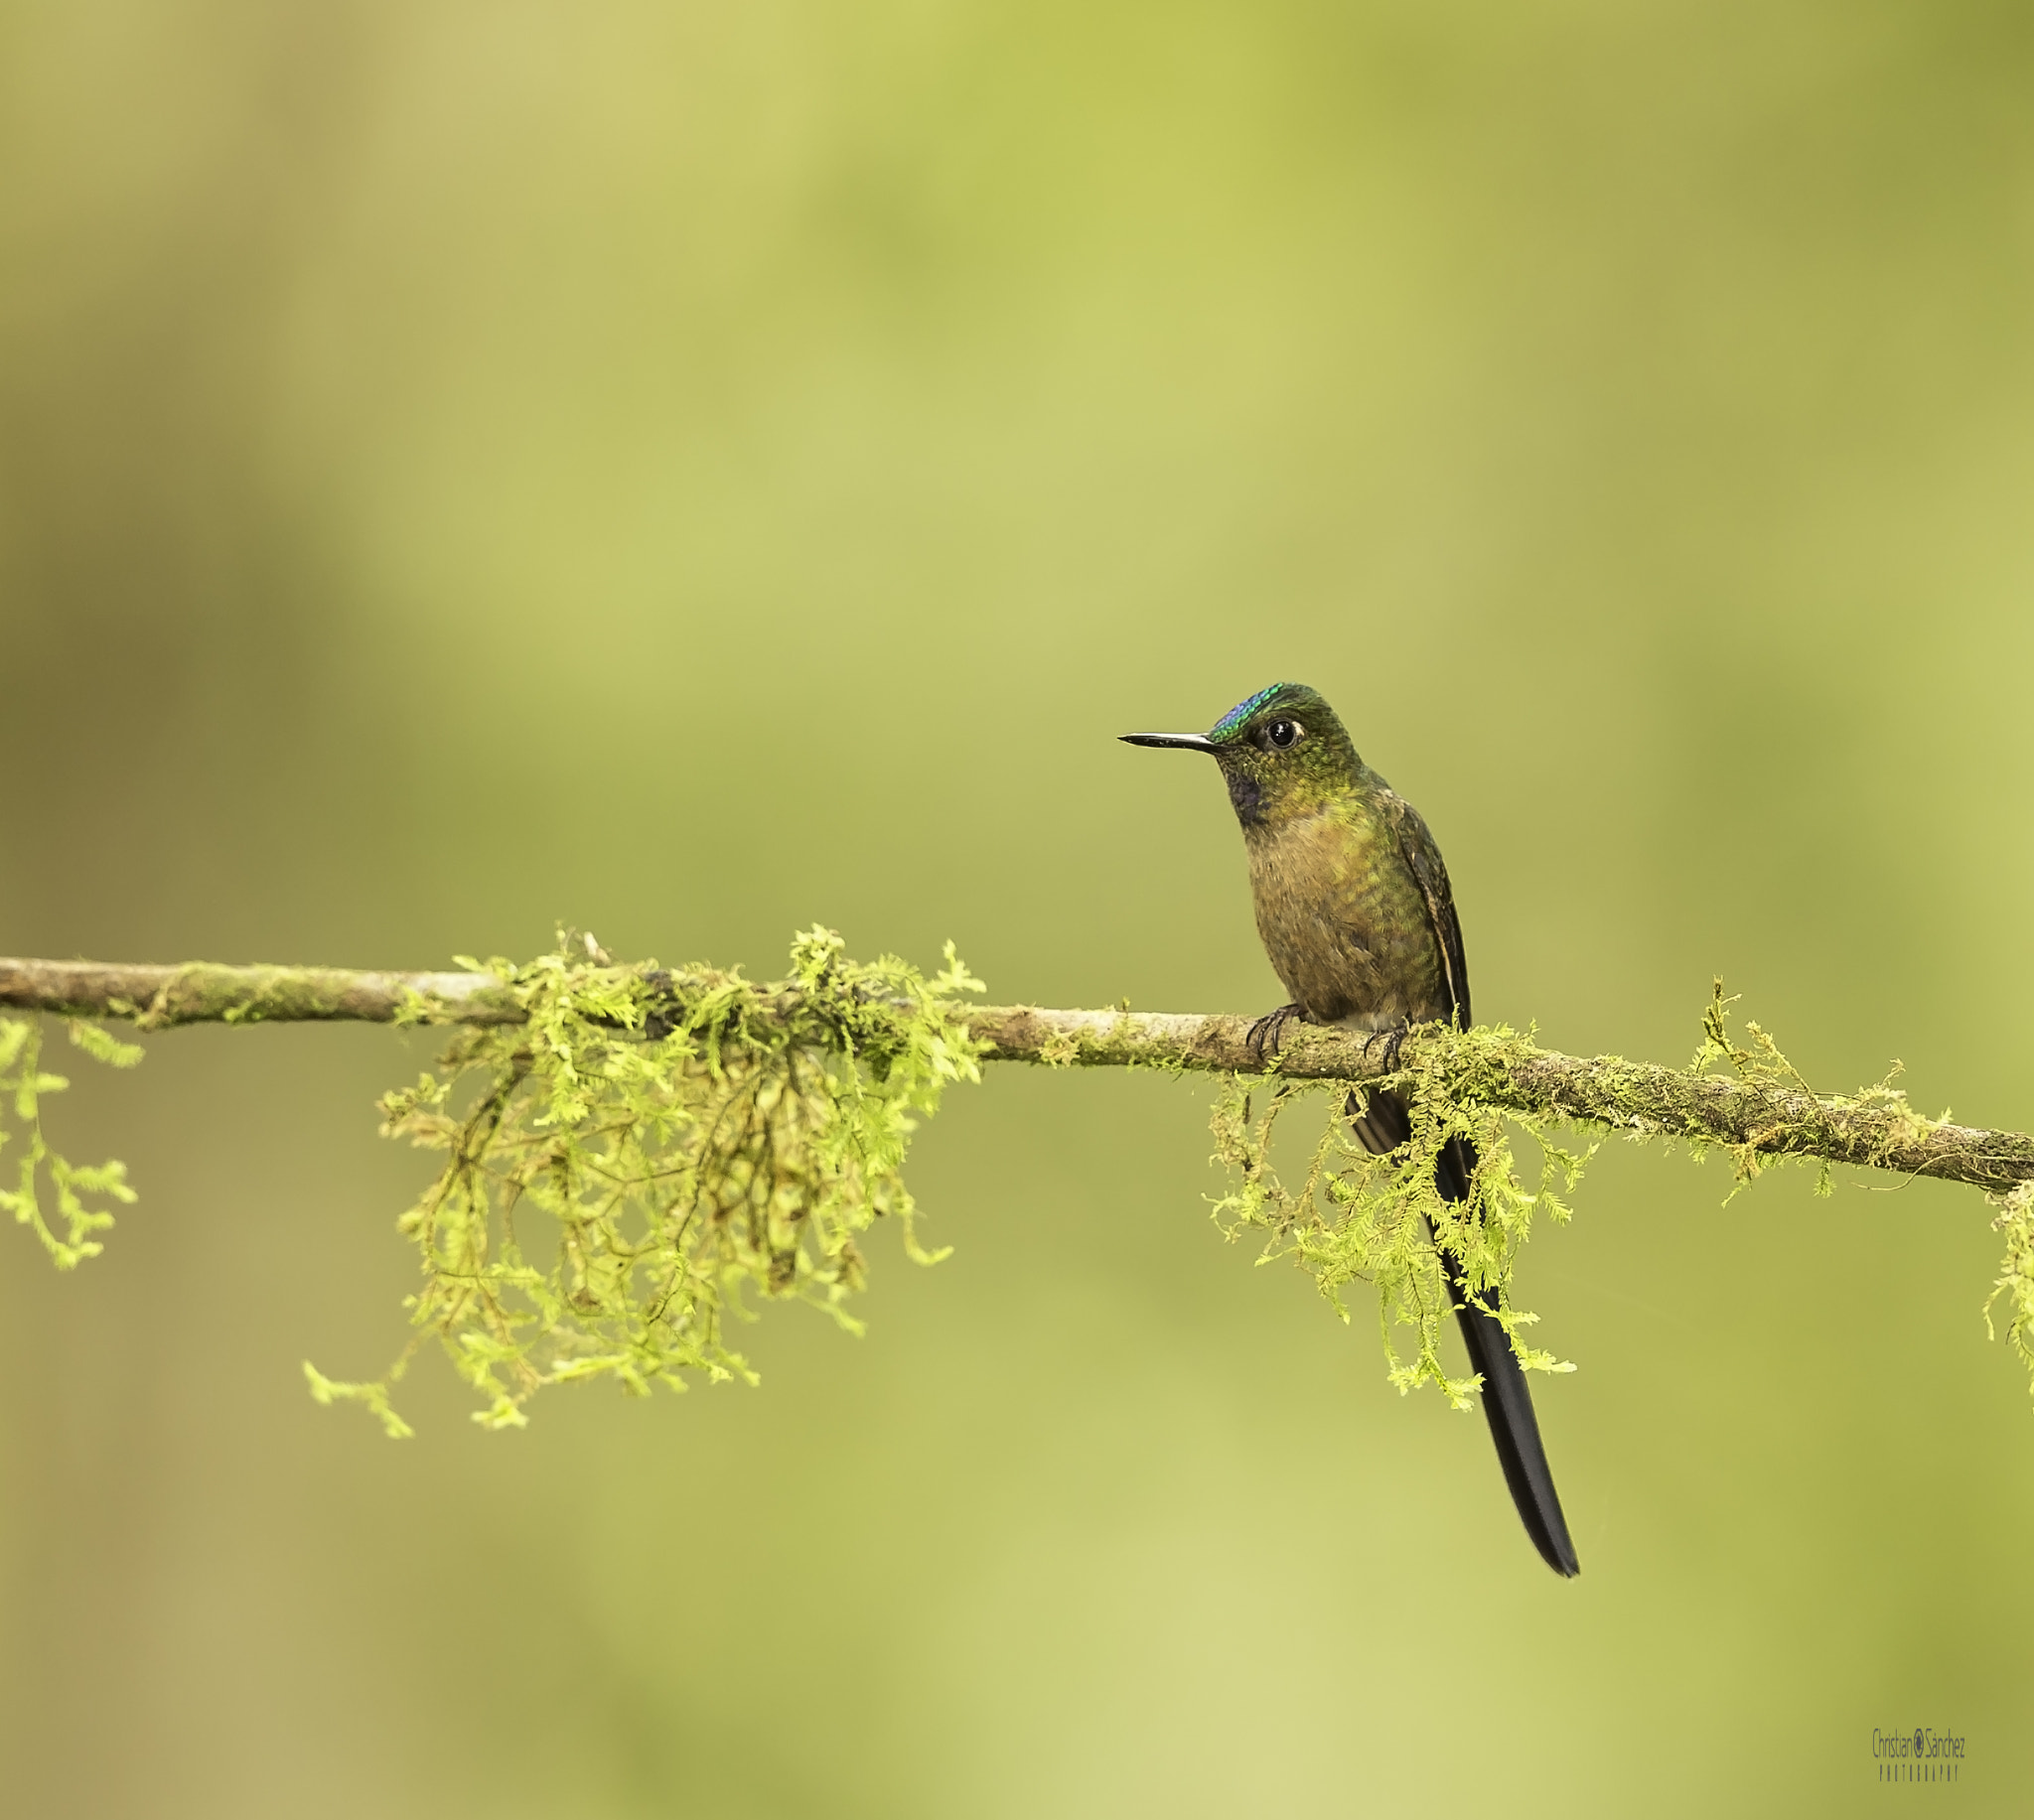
[1242,780,1457,1035]
[1122,681,1580,1578]
[1139,681,1467,1034]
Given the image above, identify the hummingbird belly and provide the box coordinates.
[1244,804,1447,1030]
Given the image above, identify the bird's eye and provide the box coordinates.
[1265,718,1302,751]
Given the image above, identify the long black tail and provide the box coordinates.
[1354,1090,1580,1578]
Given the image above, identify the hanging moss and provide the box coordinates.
[0,1016,141,1268]
[1207,1051,1589,1407]
[306,927,985,1435]
[1986,1182,2034,1379]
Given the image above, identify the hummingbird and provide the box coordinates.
[1123,681,1580,1577]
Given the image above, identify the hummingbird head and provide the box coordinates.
[1121,682,1363,827]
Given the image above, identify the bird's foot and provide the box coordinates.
[1360,1020,1412,1073]
[641,970,677,1043]
[1245,1003,1308,1068]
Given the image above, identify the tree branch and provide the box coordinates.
[0,957,523,1026]
[2,955,2025,1193]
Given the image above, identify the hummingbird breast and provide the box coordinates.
[1243,800,1448,1031]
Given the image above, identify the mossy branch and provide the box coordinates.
[0,957,524,1028]
[5,942,2031,1430]
[1,954,2022,1191]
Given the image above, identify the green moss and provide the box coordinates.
[1208,1047,1587,1407]
[310,928,986,1434]
[1986,1182,2034,1384]
[0,1016,142,1268]
[1207,981,2034,1408]
[13,950,2033,1426]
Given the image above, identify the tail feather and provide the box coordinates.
[1353,1089,1580,1578]
[1436,1135,1578,1577]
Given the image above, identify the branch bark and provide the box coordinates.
[0,957,523,1027]
[3,955,2025,1194]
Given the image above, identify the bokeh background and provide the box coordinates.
[4,2,2031,1812]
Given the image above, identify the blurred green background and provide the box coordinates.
[4,1,2031,1812]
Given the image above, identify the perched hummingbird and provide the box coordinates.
[1124,681,1579,1578]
